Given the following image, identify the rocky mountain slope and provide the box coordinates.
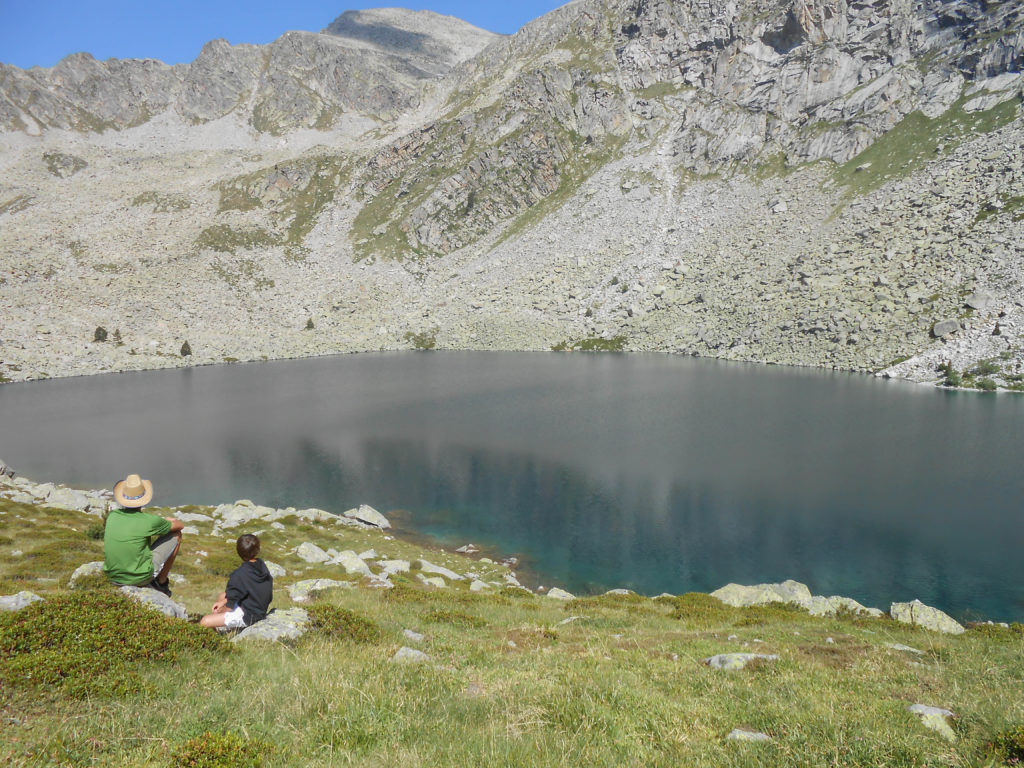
[0,1,1022,390]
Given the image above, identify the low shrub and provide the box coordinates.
[977,377,998,391]
[663,592,738,628]
[0,590,227,697]
[990,724,1024,765]
[423,609,487,628]
[85,521,105,540]
[171,730,270,768]
[306,604,382,644]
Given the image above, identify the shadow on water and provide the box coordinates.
[1,352,1023,621]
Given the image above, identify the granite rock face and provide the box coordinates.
[1,1,1023,390]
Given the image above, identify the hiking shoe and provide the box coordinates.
[149,578,172,597]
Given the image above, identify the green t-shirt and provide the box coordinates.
[102,508,172,585]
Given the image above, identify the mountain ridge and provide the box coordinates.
[0,2,1022,391]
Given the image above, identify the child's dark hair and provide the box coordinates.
[237,534,260,561]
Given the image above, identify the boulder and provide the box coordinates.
[288,578,354,603]
[890,599,965,634]
[546,587,576,601]
[965,291,996,311]
[417,559,465,580]
[403,629,425,643]
[233,608,309,643]
[119,586,187,619]
[712,579,813,609]
[712,580,882,617]
[908,704,956,742]
[264,560,286,578]
[391,646,430,664]
[175,512,214,523]
[295,542,331,563]
[343,504,391,529]
[0,591,43,611]
[68,560,105,588]
[329,550,373,577]
[213,501,275,529]
[378,559,411,575]
[417,574,447,588]
[703,653,779,670]
[931,319,960,338]
[42,486,108,516]
[469,579,491,592]
[726,729,772,742]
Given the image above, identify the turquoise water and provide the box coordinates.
[1,352,1022,621]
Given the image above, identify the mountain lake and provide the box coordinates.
[1,351,1022,622]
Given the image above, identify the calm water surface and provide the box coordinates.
[1,352,1022,621]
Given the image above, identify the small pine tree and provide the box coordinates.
[93,326,108,343]
[993,322,1002,336]
[180,340,192,357]
[305,318,314,330]
[112,328,122,345]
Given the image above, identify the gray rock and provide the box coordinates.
[68,560,105,587]
[545,587,576,601]
[378,559,411,575]
[343,504,392,529]
[119,586,187,619]
[886,642,924,655]
[403,628,425,643]
[932,319,961,338]
[417,559,465,580]
[890,600,965,634]
[417,574,447,588]
[328,550,372,577]
[288,578,354,602]
[233,608,309,643]
[469,579,491,592]
[264,560,287,578]
[965,291,996,311]
[391,646,430,663]
[726,729,772,742]
[42,486,108,515]
[0,591,43,611]
[908,704,957,742]
[295,542,331,564]
[703,653,779,670]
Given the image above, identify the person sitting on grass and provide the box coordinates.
[200,533,273,631]
[103,473,183,597]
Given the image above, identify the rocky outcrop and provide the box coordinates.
[712,579,883,617]
[890,599,966,634]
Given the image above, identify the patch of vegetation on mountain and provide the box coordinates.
[834,94,1022,199]
[130,191,192,212]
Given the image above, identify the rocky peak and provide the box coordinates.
[323,8,503,74]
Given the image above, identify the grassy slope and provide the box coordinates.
[1,498,1022,767]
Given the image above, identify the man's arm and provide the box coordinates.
[164,517,184,533]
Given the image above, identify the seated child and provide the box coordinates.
[200,533,273,630]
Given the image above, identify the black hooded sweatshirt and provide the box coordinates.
[225,558,273,625]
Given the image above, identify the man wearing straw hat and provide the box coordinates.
[103,473,184,596]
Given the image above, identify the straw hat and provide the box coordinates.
[113,473,154,508]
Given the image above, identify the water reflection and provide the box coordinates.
[1,352,1022,620]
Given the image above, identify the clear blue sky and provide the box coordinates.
[0,1,568,69]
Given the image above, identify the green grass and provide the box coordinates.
[2,496,1023,767]
[130,191,191,212]
[834,94,1021,199]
